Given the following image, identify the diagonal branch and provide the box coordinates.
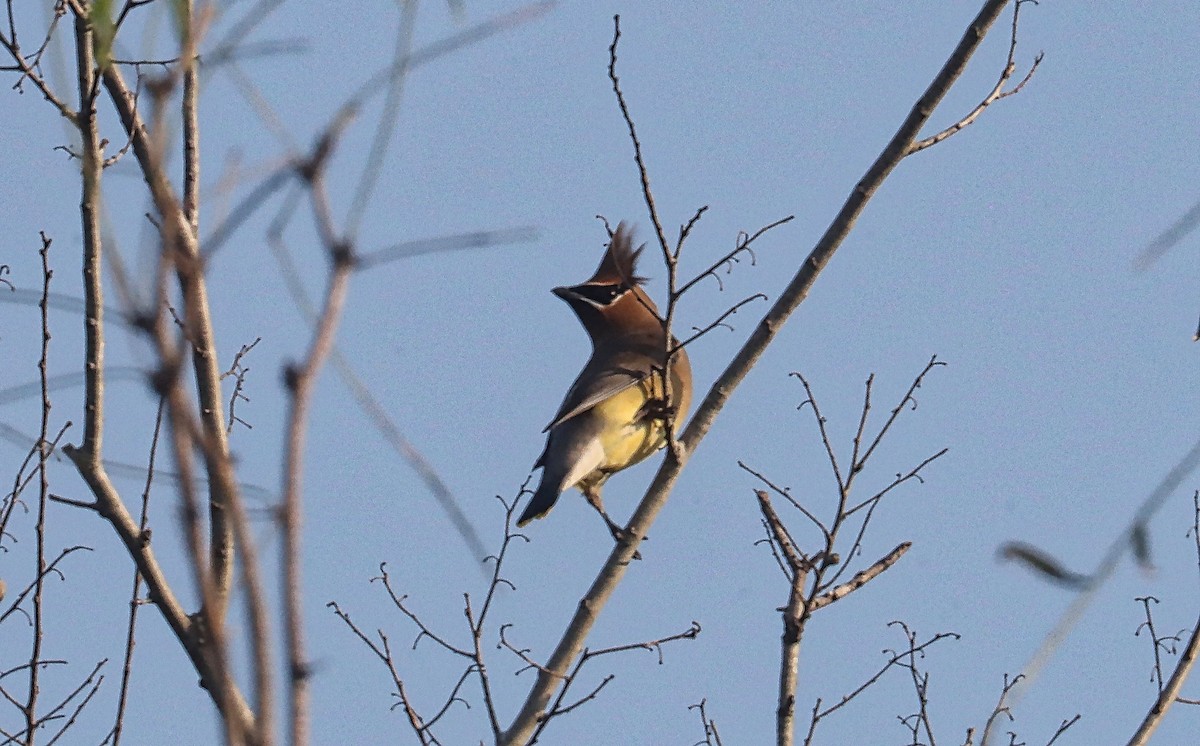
[808,542,910,613]
[501,3,1022,742]
[0,29,77,120]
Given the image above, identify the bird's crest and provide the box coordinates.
[589,222,648,286]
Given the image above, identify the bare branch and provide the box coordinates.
[759,360,944,744]
[530,621,702,743]
[326,602,438,745]
[281,125,359,743]
[0,20,77,120]
[109,398,165,746]
[607,15,668,260]
[1125,491,1200,746]
[689,698,724,746]
[855,355,946,469]
[790,371,847,494]
[756,490,809,578]
[740,462,829,540]
[679,294,768,348]
[503,4,1018,736]
[41,658,106,745]
[675,206,709,260]
[94,26,248,630]
[675,215,794,297]
[807,626,959,745]
[1,546,92,628]
[331,488,534,744]
[221,338,261,434]
[373,567,472,658]
[24,190,57,746]
[907,0,1042,155]
[809,542,910,613]
[55,5,261,735]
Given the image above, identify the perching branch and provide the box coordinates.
[502,3,1024,741]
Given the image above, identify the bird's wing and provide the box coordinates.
[542,350,656,433]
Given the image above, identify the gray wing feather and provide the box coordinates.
[542,347,659,433]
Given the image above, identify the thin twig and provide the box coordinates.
[529,622,701,743]
[907,0,1041,155]
[109,398,164,746]
[676,215,794,297]
[221,337,261,434]
[678,294,768,348]
[326,602,437,745]
[689,698,724,746]
[815,629,959,730]
[25,226,55,744]
[0,546,92,627]
[607,15,668,261]
[42,658,107,746]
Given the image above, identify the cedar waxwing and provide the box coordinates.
[517,223,693,537]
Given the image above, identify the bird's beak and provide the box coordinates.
[552,286,572,300]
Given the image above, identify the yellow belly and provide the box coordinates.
[574,376,679,497]
[596,382,664,465]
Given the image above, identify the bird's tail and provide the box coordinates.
[517,478,561,527]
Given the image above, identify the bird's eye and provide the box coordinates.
[604,284,631,303]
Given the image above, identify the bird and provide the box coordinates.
[517,223,693,541]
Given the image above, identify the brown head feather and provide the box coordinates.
[588,222,648,286]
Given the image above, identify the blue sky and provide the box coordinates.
[2,2,1199,744]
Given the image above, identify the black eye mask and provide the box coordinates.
[571,283,629,307]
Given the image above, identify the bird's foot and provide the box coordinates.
[585,489,644,559]
[603,518,645,561]
[640,397,678,425]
